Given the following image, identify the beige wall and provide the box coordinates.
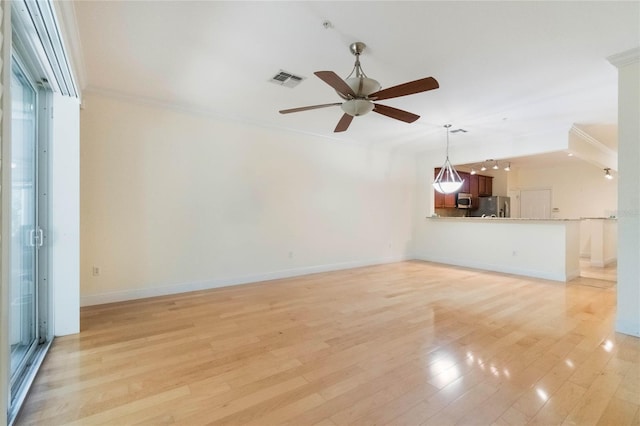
[507,161,617,219]
[80,93,417,305]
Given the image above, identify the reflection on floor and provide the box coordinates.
[578,259,616,288]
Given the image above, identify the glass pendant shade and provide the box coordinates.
[433,157,464,194]
[433,124,464,194]
[341,99,375,116]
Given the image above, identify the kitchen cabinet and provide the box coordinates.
[470,174,479,198]
[459,171,470,193]
[478,175,493,196]
[470,174,479,208]
[433,168,457,208]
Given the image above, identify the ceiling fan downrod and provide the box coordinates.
[342,42,381,102]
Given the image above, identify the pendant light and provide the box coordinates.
[433,124,464,194]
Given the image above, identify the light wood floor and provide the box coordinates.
[579,259,617,284]
[16,261,640,425]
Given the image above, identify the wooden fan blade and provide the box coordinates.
[334,113,354,132]
[372,104,420,123]
[314,71,355,98]
[279,103,342,114]
[368,77,439,101]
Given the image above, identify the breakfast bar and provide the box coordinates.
[417,217,581,282]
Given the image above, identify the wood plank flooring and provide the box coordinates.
[579,259,617,284]
[15,261,640,425]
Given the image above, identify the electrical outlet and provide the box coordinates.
[92,266,100,276]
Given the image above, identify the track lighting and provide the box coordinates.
[472,159,511,173]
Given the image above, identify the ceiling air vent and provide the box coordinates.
[269,70,305,88]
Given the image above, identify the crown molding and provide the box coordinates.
[607,47,640,68]
[51,0,86,96]
[569,125,617,157]
[82,86,362,146]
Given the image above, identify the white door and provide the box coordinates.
[520,189,552,219]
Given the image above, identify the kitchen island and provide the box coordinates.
[417,217,580,282]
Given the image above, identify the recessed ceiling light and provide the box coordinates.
[567,153,574,157]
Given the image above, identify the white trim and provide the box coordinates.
[615,319,640,338]
[414,253,577,283]
[83,87,357,146]
[607,47,640,68]
[590,256,617,268]
[0,3,11,423]
[50,93,80,335]
[569,125,617,158]
[51,0,85,97]
[80,255,412,307]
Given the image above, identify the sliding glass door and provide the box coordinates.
[8,54,45,411]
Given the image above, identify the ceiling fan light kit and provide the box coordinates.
[279,41,439,132]
[341,99,374,116]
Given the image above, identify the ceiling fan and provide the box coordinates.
[279,42,439,133]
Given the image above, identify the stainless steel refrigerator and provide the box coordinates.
[473,196,511,217]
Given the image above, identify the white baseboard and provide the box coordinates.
[414,253,572,283]
[80,255,411,306]
[615,319,640,338]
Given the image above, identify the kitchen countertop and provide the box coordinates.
[426,216,581,222]
[580,217,618,220]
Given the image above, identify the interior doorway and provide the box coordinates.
[520,188,552,219]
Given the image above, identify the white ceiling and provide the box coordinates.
[67,1,638,160]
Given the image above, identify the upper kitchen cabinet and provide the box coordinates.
[478,175,493,196]
[459,171,471,193]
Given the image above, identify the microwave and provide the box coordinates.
[456,193,472,209]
